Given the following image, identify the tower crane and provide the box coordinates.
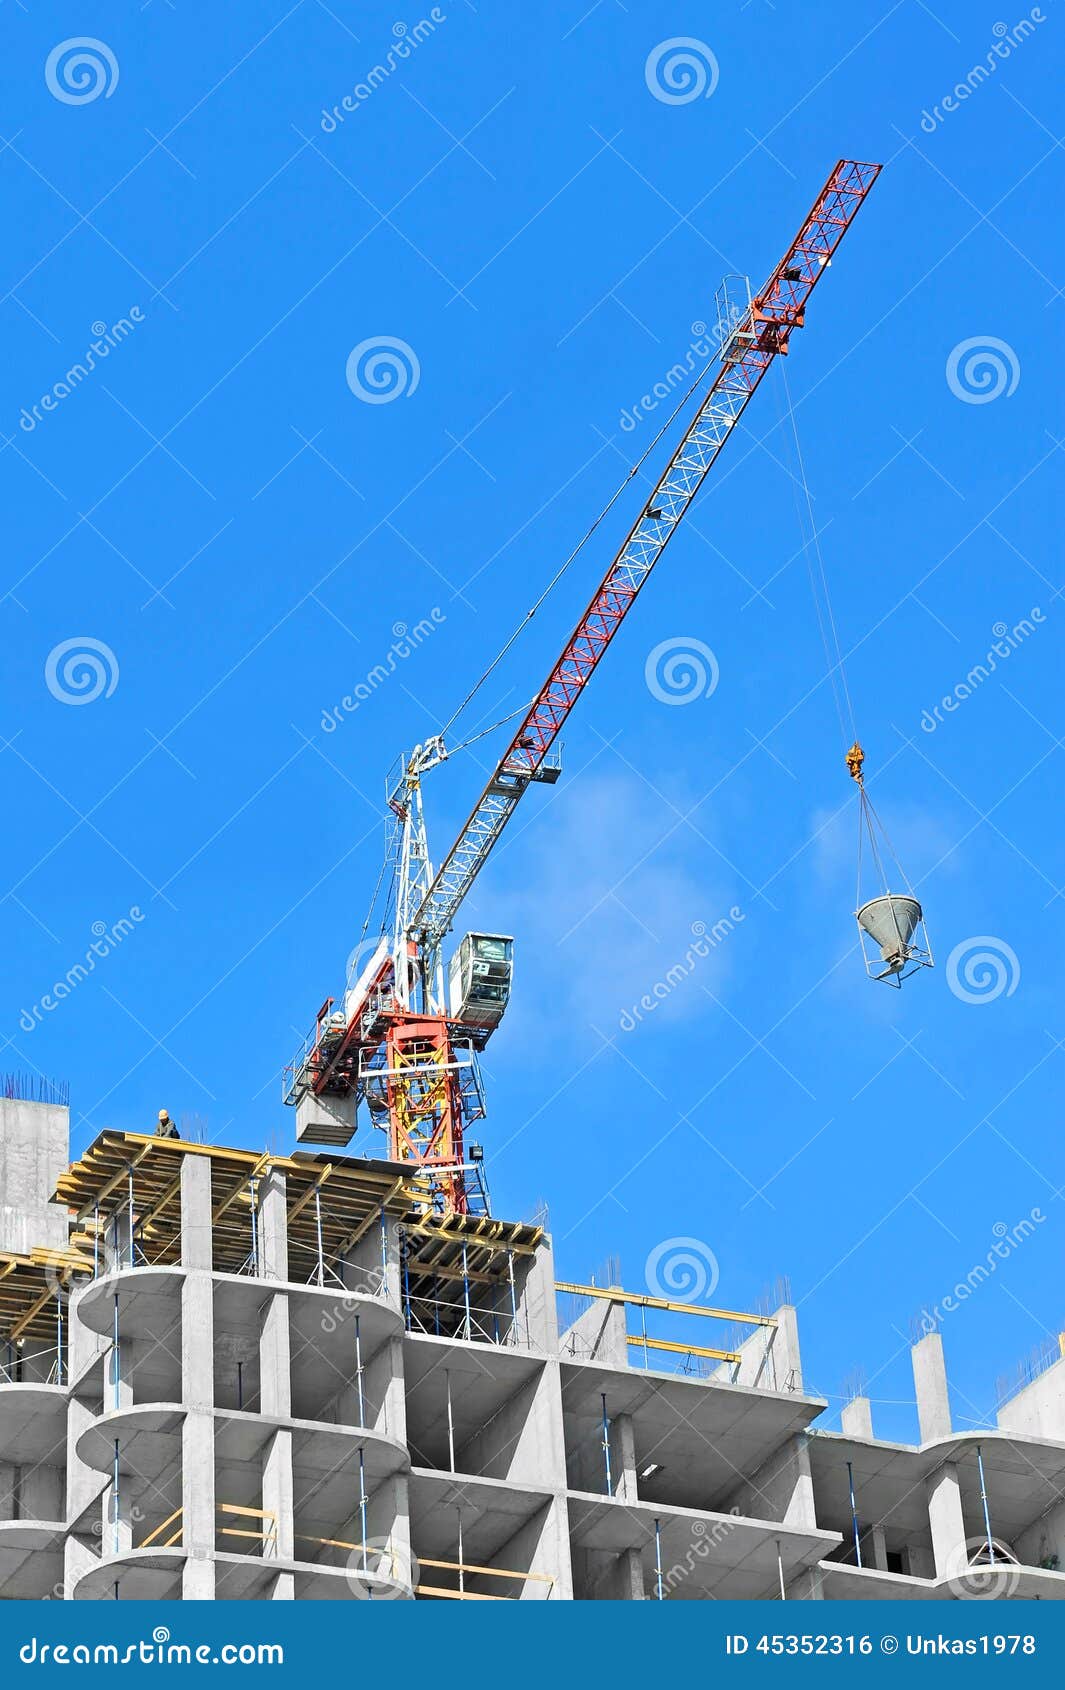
[284,159,882,1213]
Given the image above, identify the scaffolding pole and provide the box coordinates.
[846,1460,862,1567]
[461,1242,471,1340]
[314,1188,325,1287]
[654,1518,664,1601]
[445,1370,456,1472]
[126,1167,135,1268]
[355,1314,365,1426]
[112,1293,120,1412]
[112,1438,120,1556]
[601,1393,612,1494]
[55,1289,63,1387]
[249,1177,259,1276]
[976,1444,995,1565]
[776,1538,786,1601]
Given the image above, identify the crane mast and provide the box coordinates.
[284,158,882,1214]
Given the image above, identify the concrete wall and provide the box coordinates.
[711,1304,802,1392]
[0,1099,69,1253]
[996,1356,1065,1442]
[720,1433,817,1527]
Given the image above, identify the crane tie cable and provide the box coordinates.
[780,363,858,752]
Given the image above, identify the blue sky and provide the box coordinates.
[0,1,1061,1445]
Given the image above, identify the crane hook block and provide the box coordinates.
[845,741,865,784]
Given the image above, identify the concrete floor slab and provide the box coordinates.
[562,1359,825,1510]
[808,1429,1065,1541]
[0,1521,64,1600]
[0,1385,66,1465]
[568,1492,839,1600]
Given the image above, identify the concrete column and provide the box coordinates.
[177,1155,218,1594]
[181,1271,216,1595]
[783,1438,817,1528]
[258,1169,288,1283]
[18,1465,63,1521]
[720,1304,802,1391]
[841,1396,874,1439]
[520,1235,560,1352]
[181,1411,216,1599]
[616,1547,645,1599]
[722,1433,816,1528]
[107,1448,137,1556]
[64,1292,108,1597]
[181,1269,214,1409]
[262,1429,294,1560]
[259,1293,291,1420]
[180,1152,213,1270]
[789,1564,824,1599]
[558,1291,628,1364]
[912,1332,952,1443]
[382,1472,413,1591]
[771,1305,804,1392]
[344,1210,400,1303]
[613,1412,638,1502]
[377,1334,405,1441]
[926,1462,967,1579]
[871,1523,889,1572]
[0,1462,14,1522]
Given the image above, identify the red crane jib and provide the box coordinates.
[498,159,881,784]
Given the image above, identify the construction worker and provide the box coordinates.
[155,1108,179,1139]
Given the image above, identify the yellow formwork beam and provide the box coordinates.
[555,1281,776,1327]
[626,1334,741,1364]
[418,1557,553,1585]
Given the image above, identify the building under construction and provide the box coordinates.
[1,1094,1064,1603]
[3,159,1055,1603]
